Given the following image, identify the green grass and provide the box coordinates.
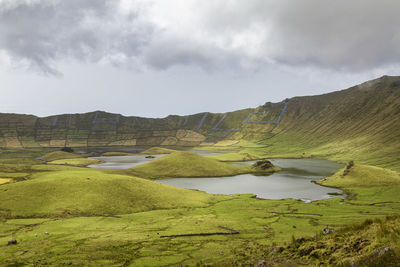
[41,151,82,162]
[140,147,176,154]
[0,166,216,218]
[265,214,400,266]
[127,151,279,179]
[48,158,103,167]
[1,185,400,266]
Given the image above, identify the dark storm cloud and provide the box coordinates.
[0,0,152,74]
[0,0,399,74]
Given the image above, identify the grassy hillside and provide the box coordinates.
[230,76,400,170]
[0,167,214,218]
[127,151,278,179]
[101,151,135,156]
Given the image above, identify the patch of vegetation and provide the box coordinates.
[262,215,400,266]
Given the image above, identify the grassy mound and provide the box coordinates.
[48,158,102,167]
[128,151,277,179]
[41,151,82,162]
[0,168,213,218]
[140,147,176,154]
[101,152,134,156]
[318,163,400,188]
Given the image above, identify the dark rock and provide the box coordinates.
[7,239,17,245]
[252,160,274,170]
[390,81,400,87]
[145,155,155,159]
[323,225,334,234]
[61,147,74,153]
[299,246,314,256]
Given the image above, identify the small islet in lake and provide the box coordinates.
[89,152,344,202]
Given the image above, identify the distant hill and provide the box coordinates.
[0,75,399,169]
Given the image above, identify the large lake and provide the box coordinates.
[89,153,344,202]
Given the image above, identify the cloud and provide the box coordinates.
[0,0,399,74]
[0,0,152,74]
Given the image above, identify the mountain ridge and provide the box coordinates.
[1,75,399,169]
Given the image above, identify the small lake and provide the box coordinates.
[157,158,344,202]
[88,154,166,169]
[89,153,344,201]
[88,149,221,169]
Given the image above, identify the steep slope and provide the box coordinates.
[234,75,400,170]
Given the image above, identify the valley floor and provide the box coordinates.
[1,148,400,266]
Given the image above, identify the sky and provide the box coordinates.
[0,0,399,118]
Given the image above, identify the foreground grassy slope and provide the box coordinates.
[127,151,278,179]
[2,164,400,266]
[284,215,400,266]
[0,166,214,218]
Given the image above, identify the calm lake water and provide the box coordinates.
[88,154,165,169]
[89,153,344,201]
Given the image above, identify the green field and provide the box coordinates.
[0,147,399,266]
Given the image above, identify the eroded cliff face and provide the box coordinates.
[0,76,399,154]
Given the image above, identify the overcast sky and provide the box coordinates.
[0,0,399,118]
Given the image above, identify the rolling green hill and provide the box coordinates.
[0,167,214,218]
